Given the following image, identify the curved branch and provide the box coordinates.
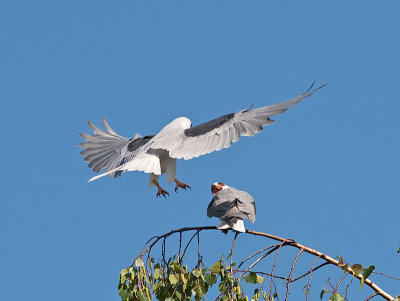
[246,229,395,300]
[132,226,396,301]
[285,249,303,301]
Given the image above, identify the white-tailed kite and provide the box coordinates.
[208,182,255,233]
[79,84,325,197]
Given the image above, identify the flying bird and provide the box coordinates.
[79,83,325,197]
[208,182,256,233]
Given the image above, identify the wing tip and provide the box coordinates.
[88,175,98,182]
[304,81,327,95]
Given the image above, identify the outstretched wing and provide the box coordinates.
[152,84,325,160]
[79,118,154,177]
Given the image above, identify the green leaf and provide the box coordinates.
[341,263,349,273]
[136,290,147,301]
[165,298,174,301]
[320,288,330,300]
[192,269,201,278]
[181,272,188,284]
[337,256,344,267]
[256,275,264,284]
[262,292,267,300]
[360,265,375,290]
[153,282,161,291]
[199,278,208,295]
[135,258,144,268]
[169,273,178,285]
[362,265,375,280]
[118,288,130,300]
[329,292,344,301]
[351,264,362,276]
[360,277,365,291]
[120,269,129,284]
[244,272,258,284]
[210,261,222,274]
[204,273,217,287]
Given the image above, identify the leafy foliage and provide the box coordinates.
[118,255,271,301]
[337,256,376,291]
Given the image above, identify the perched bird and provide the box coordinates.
[79,83,325,197]
[208,182,256,233]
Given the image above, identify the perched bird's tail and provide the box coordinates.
[217,218,246,233]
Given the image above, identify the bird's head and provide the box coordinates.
[211,182,229,196]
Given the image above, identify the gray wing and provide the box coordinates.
[207,188,256,223]
[79,118,154,177]
[154,84,324,160]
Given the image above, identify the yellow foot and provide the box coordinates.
[174,179,191,192]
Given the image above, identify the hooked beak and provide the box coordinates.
[211,185,219,196]
[211,182,225,196]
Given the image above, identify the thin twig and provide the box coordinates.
[197,231,201,263]
[162,237,168,266]
[293,262,330,283]
[373,271,400,281]
[269,239,294,298]
[237,244,281,269]
[285,249,304,301]
[236,246,281,278]
[230,232,239,301]
[178,232,182,262]
[306,254,322,301]
[182,230,201,258]
[230,232,239,270]
[365,292,379,301]
[334,272,350,293]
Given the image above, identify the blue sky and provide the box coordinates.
[1,1,399,300]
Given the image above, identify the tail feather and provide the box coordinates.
[217,218,246,233]
[79,119,135,177]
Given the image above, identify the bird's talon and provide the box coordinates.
[156,187,169,198]
[174,180,191,193]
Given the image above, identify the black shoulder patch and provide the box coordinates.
[184,113,234,137]
[127,135,154,152]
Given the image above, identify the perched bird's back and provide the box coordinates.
[207,187,256,223]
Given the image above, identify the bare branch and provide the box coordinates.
[373,271,400,281]
[285,249,304,301]
[246,229,395,301]
[306,254,323,301]
[334,272,350,293]
[365,292,379,301]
